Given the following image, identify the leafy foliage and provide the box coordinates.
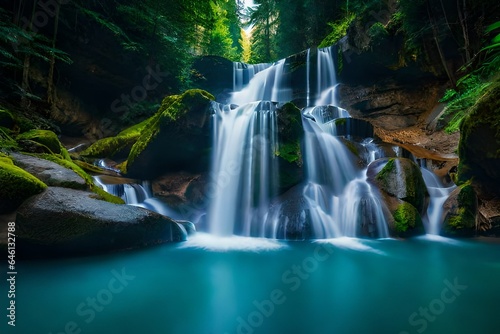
[319,14,356,48]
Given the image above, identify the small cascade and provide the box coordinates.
[233,62,270,91]
[316,46,338,105]
[421,168,456,234]
[93,176,181,219]
[208,101,278,236]
[230,59,291,106]
[302,112,390,238]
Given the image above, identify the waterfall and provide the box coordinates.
[208,101,278,236]
[92,44,453,240]
[421,168,456,234]
[230,59,292,106]
[207,45,393,239]
[302,109,389,238]
[233,62,270,92]
[316,46,338,105]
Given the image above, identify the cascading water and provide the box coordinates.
[93,45,454,240]
[230,59,292,105]
[302,108,390,238]
[207,101,278,236]
[206,45,392,239]
[421,168,456,234]
[233,62,270,92]
[94,176,181,219]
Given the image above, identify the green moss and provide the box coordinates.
[319,13,356,48]
[376,158,427,211]
[367,22,389,46]
[376,158,395,182]
[72,160,107,174]
[393,202,422,233]
[16,130,69,160]
[441,75,493,134]
[0,126,20,152]
[276,141,301,163]
[37,153,124,204]
[457,79,500,184]
[81,117,152,159]
[0,158,47,213]
[276,102,303,165]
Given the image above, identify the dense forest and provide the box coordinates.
[0,0,498,132]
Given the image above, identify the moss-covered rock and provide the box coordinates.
[390,201,424,237]
[17,130,71,160]
[371,157,429,213]
[0,156,47,213]
[12,153,87,190]
[80,117,151,159]
[458,79,500,197]
[0,126,20,152]
[123,89,215,179]
[276,102,304,191]
[442,183,477,237]
[35,153,124,204]
[16,187,187,258]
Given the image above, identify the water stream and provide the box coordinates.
[95,45,456,239]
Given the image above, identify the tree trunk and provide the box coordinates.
[457,0,471,64]
[21,0,37,108]
[427,1,456,87]
[47,1,61,106]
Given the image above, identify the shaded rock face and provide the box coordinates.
[190,56,234,99]
[123,90,215,179]
[442,184,478,237]
[12,153,87,190]
[265,183,313,240]
[338,82,442,131]
[458,80,500,198]
[16,187,186,258]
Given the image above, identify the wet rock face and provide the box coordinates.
[442,184,478,237]
[338,81,442,131]
[123,89,215,179]
[265,183,313,240]
[16,187,186,258]
[368,158,429,213]
[367,158,428,237]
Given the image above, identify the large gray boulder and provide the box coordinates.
[11,153,87,190]
[16,187,186,258]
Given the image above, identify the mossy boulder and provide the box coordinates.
[80,117,151,159]
[389,201,425,237]
[34,153,124,204]
[0,156,47,213]
[16,187,187,258]
[17,129,71,160]
[369,157,429,213]
[458,79,500,197]
[276,102,303,191]
[11,153,87,190]
[442,183,477,237]
[123,89,215,179]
